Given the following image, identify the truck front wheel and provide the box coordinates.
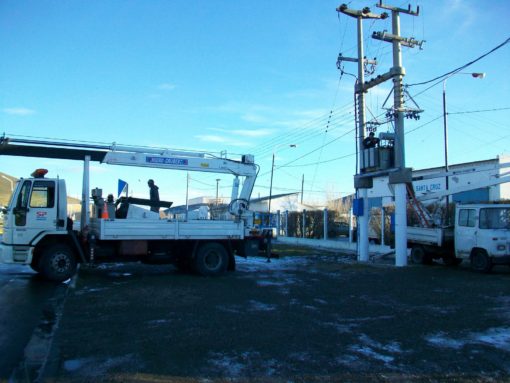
[40,244,77,282]
[471,249,492,273]
[194,243,229,276]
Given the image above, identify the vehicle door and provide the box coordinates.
[454,207,477,258]
[13,180,57,245]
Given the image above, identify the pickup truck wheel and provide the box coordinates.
[471,249,492,273]
[40,244,77,282]
[410,246,432,265]
[194,243,229,276]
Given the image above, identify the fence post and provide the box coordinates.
[276,210,281,236]
[285,210,289,237]
[349,208,354,244]
[381,207,385,246]
[323,208,328,240]
[302,209,306,238]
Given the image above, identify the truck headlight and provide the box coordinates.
[497,244,506,251]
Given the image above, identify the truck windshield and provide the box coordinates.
[479,208,510,230]
[6,180,20,208]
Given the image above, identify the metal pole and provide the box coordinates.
[390,9,408,267]
[356,15,370,263]
[443,80,450,225]
[216,178,220,206]
[301,174,304,204]
[81,155,91,231]
[323,208,328,240]
[185,172,189,221]
[268,152,275,214]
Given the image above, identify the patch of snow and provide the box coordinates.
[206,351,278,378]
[146,319,172,326]
[349,345,395,364]
[108,272,132,277]
[322,321,357,333]
[425,333,469,350]
[62,354,140,377]
[425,327,510,352]
[343,334,403,367]
[236,256,311,272]
[248,300,277,312]
[209,354,244,377]
[474,327,510,351]
[288,351,311,362]
[75,287,108,296]
[358,334,402,354]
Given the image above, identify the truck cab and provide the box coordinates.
[455,204,510,272]
[1,169,71,272]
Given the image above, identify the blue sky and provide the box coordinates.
[1,0,509,206]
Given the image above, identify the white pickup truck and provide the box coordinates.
[408,203,510,272]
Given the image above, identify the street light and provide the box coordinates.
[443,72,485,224]
[268,144,297,215]
[215,179,220,206]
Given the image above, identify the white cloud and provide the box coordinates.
[158,83,176,91]
[241,112,269,124]
[232,128,273,138]
[195,134,250,147]
[3,107,35,116]
[209,127,273,138]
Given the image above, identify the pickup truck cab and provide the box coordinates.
[455,204,510,272]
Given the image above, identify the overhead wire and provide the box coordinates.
[407,37,510,88]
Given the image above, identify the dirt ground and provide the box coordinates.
[41,245,510,382]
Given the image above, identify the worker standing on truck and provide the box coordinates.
[148,179,160,212]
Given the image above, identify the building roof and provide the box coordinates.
[250,192,299,203]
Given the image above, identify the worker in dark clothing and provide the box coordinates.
[363,132,380,149]
[148,179,160,212]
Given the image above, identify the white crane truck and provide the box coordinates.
[406,167,510,272]
[0,137,264,281]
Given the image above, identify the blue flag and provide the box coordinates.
[118,179,128,197]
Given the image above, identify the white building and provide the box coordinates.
[367,155,510,207]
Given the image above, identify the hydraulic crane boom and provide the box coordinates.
[0,136,259,227]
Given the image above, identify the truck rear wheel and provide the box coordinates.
[471,249,492,273]
[410,246,432,265]
[194,242,229,276]
[40,244,77,282]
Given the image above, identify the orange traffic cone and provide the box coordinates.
[101,202,109,219]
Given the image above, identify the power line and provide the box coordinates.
[448,106,510,115]
[407,37,510,88]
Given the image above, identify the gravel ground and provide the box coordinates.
[42,245,510,382]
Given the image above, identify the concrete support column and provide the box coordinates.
[358,190,369,262]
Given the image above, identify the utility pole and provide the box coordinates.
[216,178,220,206]
[301,174,304,204]
[337,4,387,262]
[338,1,422,266]
[373,1,421,267]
